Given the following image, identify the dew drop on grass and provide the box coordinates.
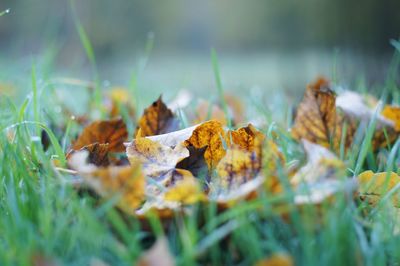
[5,9,10,13]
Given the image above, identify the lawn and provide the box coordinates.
[1,10,400,265]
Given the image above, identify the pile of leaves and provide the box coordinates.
[45,77,400,264]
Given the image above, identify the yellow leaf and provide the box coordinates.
[164,175,205,204]
[254,254,293,266]
[382,106,400,131]
[137,96,179,137]
[358,170,400,206]
[72,118,128,152]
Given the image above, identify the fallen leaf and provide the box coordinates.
[69,150,145,214]
[254,253,293,266]
[72,118,128,152]
[292,78,398,152]
[382,106,400,131]
[358,170,400,206]
[137,96,179,137]
[291,77,352,152]
[164,177,205,204]
[230,124,265,156]
[137,237,175,266]
[215,148,261,191]
[184,120,227,169]
[67,143,110,167]
[291,140,346,186]
[126,136,189,184]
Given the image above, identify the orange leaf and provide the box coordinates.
[72,118,128,152]
[184,120,227,169]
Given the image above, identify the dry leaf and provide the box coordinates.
[288,140,357,206]
[184,120,227,169]
[291,140,346,186]
[382,106,400,131]
[291,77,353,152]
[358,170,400,206]
[137,96,179,137]
[164,177,205,204]
[73,118,128,152]
[67,143,110,167]
[138,237,175,266]
[215,148,261,191]
[69,151,145,214]
[126,136,189,184]
[292,78,398,152]
[254,253,293,266]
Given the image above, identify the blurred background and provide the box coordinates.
[0,0,399,99]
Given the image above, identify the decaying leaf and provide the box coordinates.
[67,143,110,167]
[382,106,400,131]
[164,177,205,204]
[291,78,399,153]
[254,253,293,266]
[68,150,145,214]
[73,118,128,152]
[291,78,354,152]
[291,140,345,186]
[137,96,179,137]
[288,140,357,206]
[215,148,261,191]
[358,170,400,207]
[126,136,189,184]
[137,237,175,266]
[184,120,227,169]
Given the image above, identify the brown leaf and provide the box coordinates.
[137,96,179,137]
[67,143,110,167]
[291,77,348,151]
[292,78,398,152]
[73,118,128,152]
[138,237,175,266]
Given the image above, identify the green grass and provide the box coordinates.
[1,40,400,265]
